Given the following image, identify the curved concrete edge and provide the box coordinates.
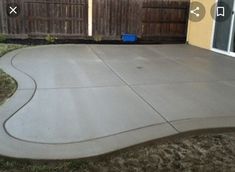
[0,117,234,160]
[0,48,36,118]
[171,116,235,132]
[0,122,176,159]
[1,115,234,159]
[0,45,234,160]
[0,48,36,90]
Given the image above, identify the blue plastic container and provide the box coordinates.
[121,34,138,43]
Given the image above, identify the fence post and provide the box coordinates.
[88,0,92,36]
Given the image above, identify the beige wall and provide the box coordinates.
[187,0,216,50]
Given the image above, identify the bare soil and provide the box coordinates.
[0,131,234,172]
[0,69,17,105]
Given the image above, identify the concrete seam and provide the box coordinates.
[88,45,180,133]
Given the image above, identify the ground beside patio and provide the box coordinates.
[0,69,17,105]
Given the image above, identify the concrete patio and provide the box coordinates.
[0,44,235,159]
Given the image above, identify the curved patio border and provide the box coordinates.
[0,45,234,160]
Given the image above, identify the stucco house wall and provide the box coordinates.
[187,0,216,50]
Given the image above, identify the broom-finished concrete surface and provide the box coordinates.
[0,44,235,159]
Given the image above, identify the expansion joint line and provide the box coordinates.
[88,45,180,133]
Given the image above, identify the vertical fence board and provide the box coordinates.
[0,0,8,34]
[0,0,3,33]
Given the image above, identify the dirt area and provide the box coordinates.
[80,132,235,172]
[0,69,17,105]
[0,131,234,172]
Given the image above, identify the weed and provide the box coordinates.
[93,35,102,42]
[45,35,57,44]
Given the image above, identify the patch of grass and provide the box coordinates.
[45,35,57,44]
[0,132,234,171]
[0,44,26,57]
[0,34,7,43]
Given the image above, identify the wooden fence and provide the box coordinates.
[92,0,143,39]
[93,0,189,41]
[142,0,189,40]
[0,0,88,38]
[0,0,190,42]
